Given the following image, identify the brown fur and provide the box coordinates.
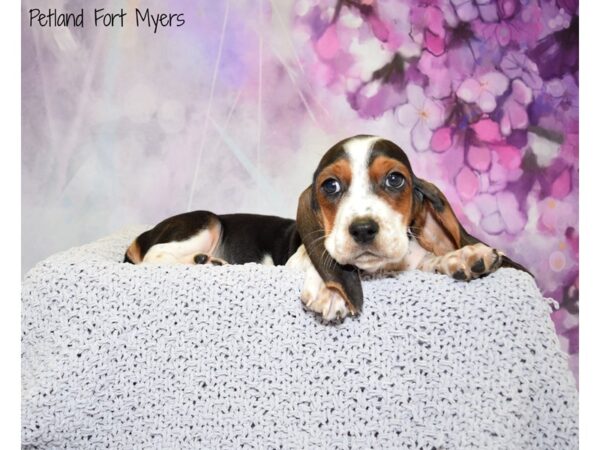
[368,156,414,224]
[325,280,358,315]
[411,179,464,255]
[296,186,364,313]
[126,240,142,264]
[315,159,352,234]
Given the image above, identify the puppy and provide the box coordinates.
[124,135,527,320]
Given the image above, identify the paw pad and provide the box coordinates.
[193,254,209,264]
[452,269,467,280]
[471,258,485,274]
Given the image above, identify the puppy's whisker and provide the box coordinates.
[306,236,327,254]
[303,229,326,240]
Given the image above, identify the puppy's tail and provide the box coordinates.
[123,239,142,264]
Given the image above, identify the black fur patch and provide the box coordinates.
[368,138,413,173]
[125,212,302,266]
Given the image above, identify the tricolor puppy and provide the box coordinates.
[124,135,527,321]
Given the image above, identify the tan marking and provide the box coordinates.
[368,156,413,225]
[325,281,357,316]
[315,159,353,234]
[414,206,458,255]
[410,179,462,253]
[126,240,142,264]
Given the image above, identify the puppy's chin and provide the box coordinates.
[351,251,409,273]
[352,254,389,273]
[325,238,410,273]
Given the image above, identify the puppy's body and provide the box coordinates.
[125,211,301,267]
[125,135,528,320]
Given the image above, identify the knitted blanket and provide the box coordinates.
[22,227,578,449]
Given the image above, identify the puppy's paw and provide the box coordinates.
[193,253,228,266]
[422,243,503,281]
[300,266,349,321]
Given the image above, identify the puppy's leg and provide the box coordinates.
[142,228,223,265]
[287,245,349,321]
[418,243,503,281]
[192,253,228,266]
[126,211,223,265]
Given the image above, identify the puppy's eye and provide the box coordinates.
[385,172,405,189]
[322,178,341,195]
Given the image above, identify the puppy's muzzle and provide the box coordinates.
[349,218,379,244]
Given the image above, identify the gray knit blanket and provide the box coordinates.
[22,227,578,449]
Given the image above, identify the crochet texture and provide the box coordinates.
[22,227,578,449]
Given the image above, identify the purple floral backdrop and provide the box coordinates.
[23,0,578,379]
[293,0,578,378]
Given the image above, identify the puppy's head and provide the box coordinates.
[305,135,416,272]
[296,135,477,314]
[297,136,530,314]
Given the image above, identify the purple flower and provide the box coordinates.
[450,0,479,22]
[500,79,533,136]
[470,191,527,235]
[457,71,509,113]
[472,2,543,47]
[497,0,519,20]
[418,52,452,99]
[396,84,445,151]
[411,5,446,56]
[500,51,543,90]
[545,75,579,123]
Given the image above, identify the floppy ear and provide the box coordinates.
[412,178,531,274]
[296,186,364,315]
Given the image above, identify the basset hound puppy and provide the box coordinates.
[124,135,528,321]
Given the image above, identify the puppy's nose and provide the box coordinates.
[349,218,379,244]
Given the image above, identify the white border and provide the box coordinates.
[9,2,589,448]
[0,0,21,445]
[579,1,596,449]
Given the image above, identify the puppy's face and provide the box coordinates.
[312,135,415,272]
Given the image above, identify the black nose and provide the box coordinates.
[349,218,379,244]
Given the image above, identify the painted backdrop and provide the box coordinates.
[22,0,578,377]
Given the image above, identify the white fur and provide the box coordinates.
[285,245,313,271]
[261,254,275,266]
[142,228,219,265]
[287,245,349,321]
[324,136,411,273]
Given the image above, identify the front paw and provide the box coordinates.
[300,266,349,321]
[424,243,503,281]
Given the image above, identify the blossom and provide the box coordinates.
[294,1,579,380]
[500,51,543,90]
[468,191,527,235]
[418,52,452,99]
[500,79,533,136]
[396,84,445,151]
[457,71,509,113]
[472,2,543,47]
[450,0,479,22]
[410,5,446,56]
[455,166,479,199]
[496,0,519,20]
[545,75,579,123]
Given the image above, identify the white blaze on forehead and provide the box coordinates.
[344,135,381,206]
[324,135,411,271]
